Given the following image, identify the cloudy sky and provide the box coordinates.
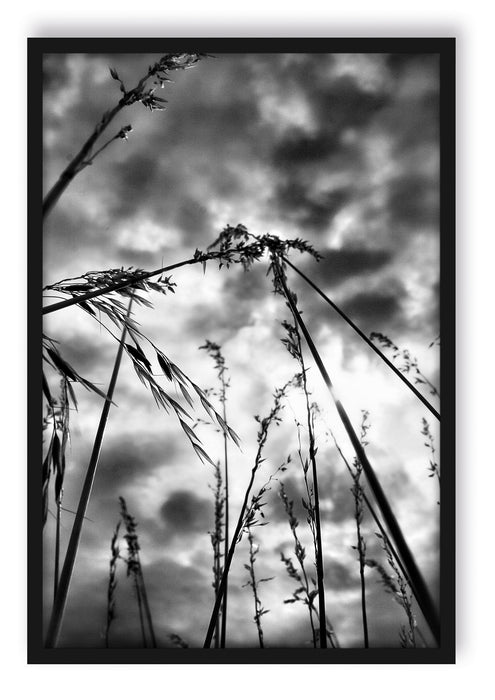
[42,50,440,650]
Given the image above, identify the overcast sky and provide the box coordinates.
[42,50,440,650]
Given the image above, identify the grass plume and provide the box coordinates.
[120,496,157,648]
[105,520,121,648]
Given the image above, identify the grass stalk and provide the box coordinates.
[209,461,224,648]
[220,404,229,648]
[200,340,231,647]
[351,458,369,647]
[134,575,147,647]
[137,564,157,648]
[243,526,272,647]
[330,430,413,600]
[44,297,133,648]
[281,255,440,422]
[297,350,326,647]
[348,411,370,647]
[279,482,318,647]
[274,259,440,646]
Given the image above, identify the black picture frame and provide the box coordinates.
[28,36,455,664]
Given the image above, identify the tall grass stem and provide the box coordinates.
[220,418,229,648]
[53,493,62,602]
[137,561,157,648]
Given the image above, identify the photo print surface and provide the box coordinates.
[32,38,454,663]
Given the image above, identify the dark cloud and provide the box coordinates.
[174,196,212,238]
[380,461,414,503]
[130,555,214,648]
[95,432,179,497]
[312,75,389,131]
[386,52,438,77]
[43,54,71,91]
[43,206,109,275]
[115,246,161,269]
[341,284,405,332]
[48,332,114,377]
[223,264,272,304]
[272,129,340,168]
[108,152,176,223]
[387,173,439,229]
[159,490,211,535]
[382,56,439,157]
[184,265,273,338]
[274,181,352,232]
[115,152,159,205]
[267,474,309,526]
[325,472,355,524]
[55,567,109,647]
[57,554,214,648]
[301,246,393,288]
[168,92,261,146]
[267,460,355,529]
[325,558,359,591]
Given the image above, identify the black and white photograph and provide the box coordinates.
[30,38,454,662]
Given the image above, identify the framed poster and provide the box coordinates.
[29,37,455,663]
